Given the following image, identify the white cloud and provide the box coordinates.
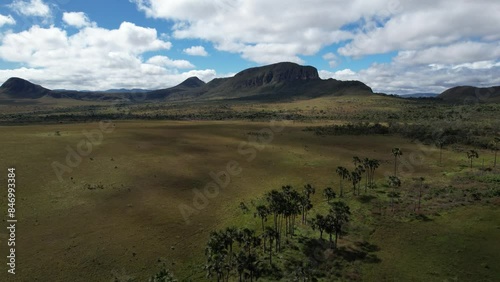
[320,61,500,95]
[146,55,195,69]
[9,0,51,18]
[62,12,94,28]
[322,52,337,68]
[338,0,500,57]
[131,0,376,64]
[183,45,208,56]
[0,14,16,27]
[394,42,500,66]
[0,22,215,90]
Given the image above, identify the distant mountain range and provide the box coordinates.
[400,93,439,98]
[1,62,499,103]
[0,62,372,102]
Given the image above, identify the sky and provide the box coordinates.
[0,0,499,94]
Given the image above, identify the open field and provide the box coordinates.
[0,117,498,281]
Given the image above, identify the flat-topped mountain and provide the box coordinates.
[197,62,372,100]
[0,62,374,102]
[231,62,320,88]
[438,86,500,102]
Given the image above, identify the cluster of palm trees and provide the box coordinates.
[336,156,381,197]
[262,184,316,250]
[310,201,351,248]
[205,227,263,282]
[205,184,319,281]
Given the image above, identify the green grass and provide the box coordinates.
[362,205,500,282]
[0,94,498,281]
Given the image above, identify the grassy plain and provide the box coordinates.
[0,95,498,281]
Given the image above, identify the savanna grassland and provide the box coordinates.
[0,94,499,281]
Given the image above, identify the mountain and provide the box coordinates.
[177,77,206,88]
[438,86,500,102]
[195,62,372,100]
[0,77,51,99]
[0,62,373,102]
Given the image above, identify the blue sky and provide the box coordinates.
[0,0,499,94]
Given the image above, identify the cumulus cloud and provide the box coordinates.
[0,22,215,90]
[146,55,195,69]
[9,0,51,18]
[320,61,500,95]
[338,0,500,57]
[129,0,500,93]
[0,14,16,27]
[183,45,208,56]
[131,0,370,64]
[62,12,94,28]
[322,52,338,68]
[394,42,500,66]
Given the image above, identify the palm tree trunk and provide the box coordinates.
[394,156,397,176]
[339,176,343,197]
[335,232,338,249]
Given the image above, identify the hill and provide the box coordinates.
[0,77,51,99]
[438,86,500,102]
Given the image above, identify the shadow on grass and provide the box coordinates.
[302,238,381,265]
[336,246,381,264]
[412,213,433,222]
[357,195,377,203]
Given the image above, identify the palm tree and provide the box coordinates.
[353,156,362,167]
[413,177,425,213]
[350,170,361,196]
[492,137,499,167]
[302,184,315,225]
[322,187,336,203]
[205,231,228,282]
[205,251,227,282]
[265,189,283,249]
[354,165,365,195]
[263,226,278,264]
[362,158,370,192]
[467,150,479,168]
[336,166,349,197]
[235,251,247,282]
[239,228,256,255]
[367,158,380,190]
[223,227,239,264]
[310,214,327,239]
[254,205,268,232]
[387,176,401,212]
[436,139,445,166]
[392,148,403,176]
[329,201,351,249]
[323,214,336,248]
[303,184,315,199]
